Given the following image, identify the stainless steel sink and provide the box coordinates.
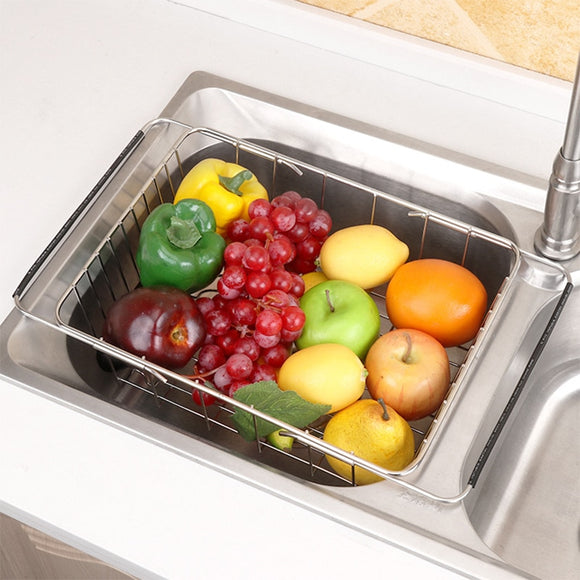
[464,274,580,579]
[1,73,578,579]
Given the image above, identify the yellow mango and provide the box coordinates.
[278,343,366,413]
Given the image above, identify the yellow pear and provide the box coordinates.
[319,224,409,289]
[323,398,415,485]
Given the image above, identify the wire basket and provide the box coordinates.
[54,121,520,487]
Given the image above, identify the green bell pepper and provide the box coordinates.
[136,199,225,292]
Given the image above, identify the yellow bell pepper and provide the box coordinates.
[174,158,268,234]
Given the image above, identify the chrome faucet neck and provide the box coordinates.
[561,56,580,162]
[535,54,580,261]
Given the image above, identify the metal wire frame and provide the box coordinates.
[51,123,524,500]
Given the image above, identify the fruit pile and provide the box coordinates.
[193,191,332,398]
[101,155,492,487]
[285,224,489,483]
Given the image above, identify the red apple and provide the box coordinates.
[365,328,450,421]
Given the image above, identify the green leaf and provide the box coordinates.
[232,381,331,442]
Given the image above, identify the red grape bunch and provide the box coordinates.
[191,191,332,404]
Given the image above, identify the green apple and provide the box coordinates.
[297,280,380,359]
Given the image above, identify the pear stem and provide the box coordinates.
[402,331,413,364]
[325,289,335,313]
[377,398,390,421]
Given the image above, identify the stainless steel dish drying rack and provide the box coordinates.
[16,119,526,496]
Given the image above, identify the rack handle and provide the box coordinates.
[13,130,145,300]
[468,280,573,488]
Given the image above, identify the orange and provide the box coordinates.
[385,259,488,347]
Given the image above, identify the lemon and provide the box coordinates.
[301,270,328,292]
[319,224,409,289]
[323,399,415,485]
[277,343,366,413]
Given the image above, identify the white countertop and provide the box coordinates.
[0,1,573,578]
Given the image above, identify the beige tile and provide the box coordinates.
[353,0,503,59]
[300,0,376,16]
[455,0,580,80]
[296,0,579,80]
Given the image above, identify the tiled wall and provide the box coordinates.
[299,0,580,81]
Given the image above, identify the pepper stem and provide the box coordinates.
[166,216,202,249]
[377,398,390,421]
[218,169,253,196]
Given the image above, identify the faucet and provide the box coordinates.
[535,54,580,261]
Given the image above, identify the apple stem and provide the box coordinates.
[325,289,335,313]
[402,331,413,364]
[377,398,390,421]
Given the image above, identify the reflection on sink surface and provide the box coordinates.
[465,282,580,579]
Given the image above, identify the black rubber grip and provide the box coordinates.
[13,130,145,299]
[468,280,573,488]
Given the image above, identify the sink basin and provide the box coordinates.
[464,276,580,579]
[1,73,577,579]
